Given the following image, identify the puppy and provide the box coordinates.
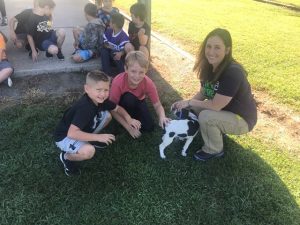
[159,108,199,159]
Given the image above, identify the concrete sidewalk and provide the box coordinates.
[1,0,100,78]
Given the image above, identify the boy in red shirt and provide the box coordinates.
[110,51,170,138]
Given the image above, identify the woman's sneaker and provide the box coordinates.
[59,152,81,176]
[194,150,224,161]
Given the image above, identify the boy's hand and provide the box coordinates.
[31,50,38,62]
[159,117,171,129]
[138,28,145,38]
[129,118,141,130]
[113,51,123,60]
[97,134,116,145]
[128,126,141,139]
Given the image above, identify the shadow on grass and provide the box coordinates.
[253,0,300,12]
[0,66,299,225]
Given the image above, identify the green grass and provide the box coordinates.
[116,0,300,112]
[0,99,299,225]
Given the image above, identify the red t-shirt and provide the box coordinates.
[110,72,159,105]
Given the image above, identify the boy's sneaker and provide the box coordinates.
[59,152,81,176]
[57,49,65,60]
[46,51,53,58]
[25,43,31,51]
[7,77,13,87]
[1,17,7,26]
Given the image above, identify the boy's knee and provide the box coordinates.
[72,54,83,63]
[139,46,149,59]
[80,145,96,160]
[48,45,58,55]
[199,110,214,125]
[56,28,66,38]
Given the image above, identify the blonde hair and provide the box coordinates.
[125,51,149,70]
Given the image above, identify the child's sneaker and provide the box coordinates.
[57,49,65,60]
[46,51,53,58]
[7,77,13,87]
[1,16,7,26]
[59,152,80,176]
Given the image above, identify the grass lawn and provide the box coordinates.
[0,96,300,225]
[116,0,300,112]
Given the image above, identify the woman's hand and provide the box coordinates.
[171,100,189,111]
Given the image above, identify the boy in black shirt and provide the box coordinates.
[9,0,38,49]
[54,70,141,176]
[124,3,150,59]
[26,0,65,62]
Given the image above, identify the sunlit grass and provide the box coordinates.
[116,0,300,111]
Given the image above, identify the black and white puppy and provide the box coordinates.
[159,108,199,159]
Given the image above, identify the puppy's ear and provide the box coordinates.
[174,108,189,119]
[170,105,176,112]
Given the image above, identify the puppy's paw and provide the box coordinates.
[181,152,187,157]
[160,154,166,159]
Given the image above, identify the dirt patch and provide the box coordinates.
[1,36,299,160]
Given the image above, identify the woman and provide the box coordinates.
[172,28,257,161]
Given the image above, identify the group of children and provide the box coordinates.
[0,0,162,176]
[0,0,151,87]
[55,51,170,176]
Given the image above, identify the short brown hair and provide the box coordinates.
[86,70,110,85]
[125,51,149,70]
[130,3,146,21]
[84,3,97,17]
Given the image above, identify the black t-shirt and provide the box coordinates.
[15,9,33,34]
[26,13,53,49]
[201,63,257,130]
[54,94,117,142]
[128,21,150,50]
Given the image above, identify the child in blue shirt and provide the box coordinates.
[98,0,119,30]
[101,12,129,76]
[72,3,105,63]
